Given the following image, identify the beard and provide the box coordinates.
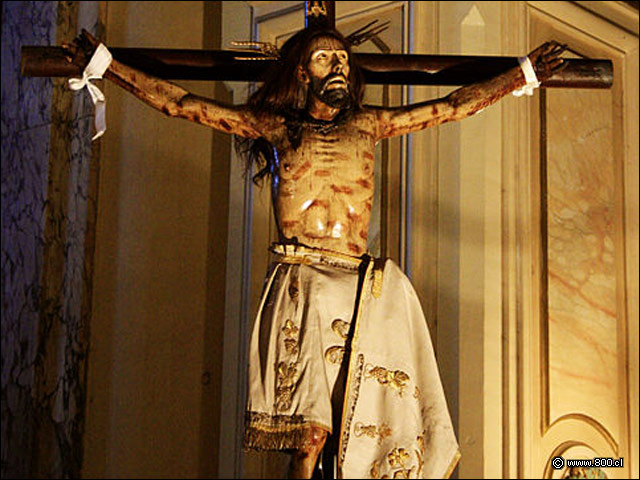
[309,73,353,110]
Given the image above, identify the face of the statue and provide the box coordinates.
[302,36,351,110]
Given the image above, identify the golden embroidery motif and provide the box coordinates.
[277,361,296,382]
[275,361,297,411]
[282,319,299,355]
[390,448,415,478]
[275,385,292,412]
[354,422,392,444]
[392,467,414,479]
[364,363,410,396]
[282,319,299,338]
[370,460,387,479]
[324,345,345,365]
[388,447,410,468]
[413,385,421,399]
[326,319,348,365]
[284,338,298,355]
[331,318,349,339]
[370,447,416,479]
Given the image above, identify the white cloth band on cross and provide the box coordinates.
[512,56,540,97]
[68,43,113,140]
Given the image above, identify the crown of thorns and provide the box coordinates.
[230,19,390,61]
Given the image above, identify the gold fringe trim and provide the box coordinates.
[243,412,330,452]
[444,449,461,479]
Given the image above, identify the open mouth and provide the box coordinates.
[323,76,348,91]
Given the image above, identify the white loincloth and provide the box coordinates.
[244,244,460,479]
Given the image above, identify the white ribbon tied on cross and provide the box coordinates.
[68,43,113,140]
[512,56,540,97]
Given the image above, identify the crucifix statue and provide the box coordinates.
[21,1,613,479]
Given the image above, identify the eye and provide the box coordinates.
[338,52,348,63]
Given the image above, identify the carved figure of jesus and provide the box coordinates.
[64,27,564,479]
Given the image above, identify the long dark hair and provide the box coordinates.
[236,27,365,184]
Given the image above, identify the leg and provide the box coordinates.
[287,426,328,479]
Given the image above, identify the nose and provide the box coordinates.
[331,54,343,73]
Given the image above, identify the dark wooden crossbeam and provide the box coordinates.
[19,0,613,89]
[20,45,613,89]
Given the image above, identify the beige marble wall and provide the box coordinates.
[546,87,619,440]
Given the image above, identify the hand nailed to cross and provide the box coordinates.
[528,40,569,82]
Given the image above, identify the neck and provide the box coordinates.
[307,96,340,121]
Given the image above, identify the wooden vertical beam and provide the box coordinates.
[305,1,336,29]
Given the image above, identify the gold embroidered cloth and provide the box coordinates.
[245,244,460,478]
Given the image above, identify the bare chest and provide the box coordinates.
[266,113,379,255]
[273,120,376,192]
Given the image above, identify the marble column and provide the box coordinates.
[1,1,103,477]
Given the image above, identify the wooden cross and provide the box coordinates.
[21,1,612,89]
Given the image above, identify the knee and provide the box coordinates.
[309,426,328,448]
[297,426,327,456]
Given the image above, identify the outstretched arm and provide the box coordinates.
[64,29,263,138]
[373,41,566,140]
